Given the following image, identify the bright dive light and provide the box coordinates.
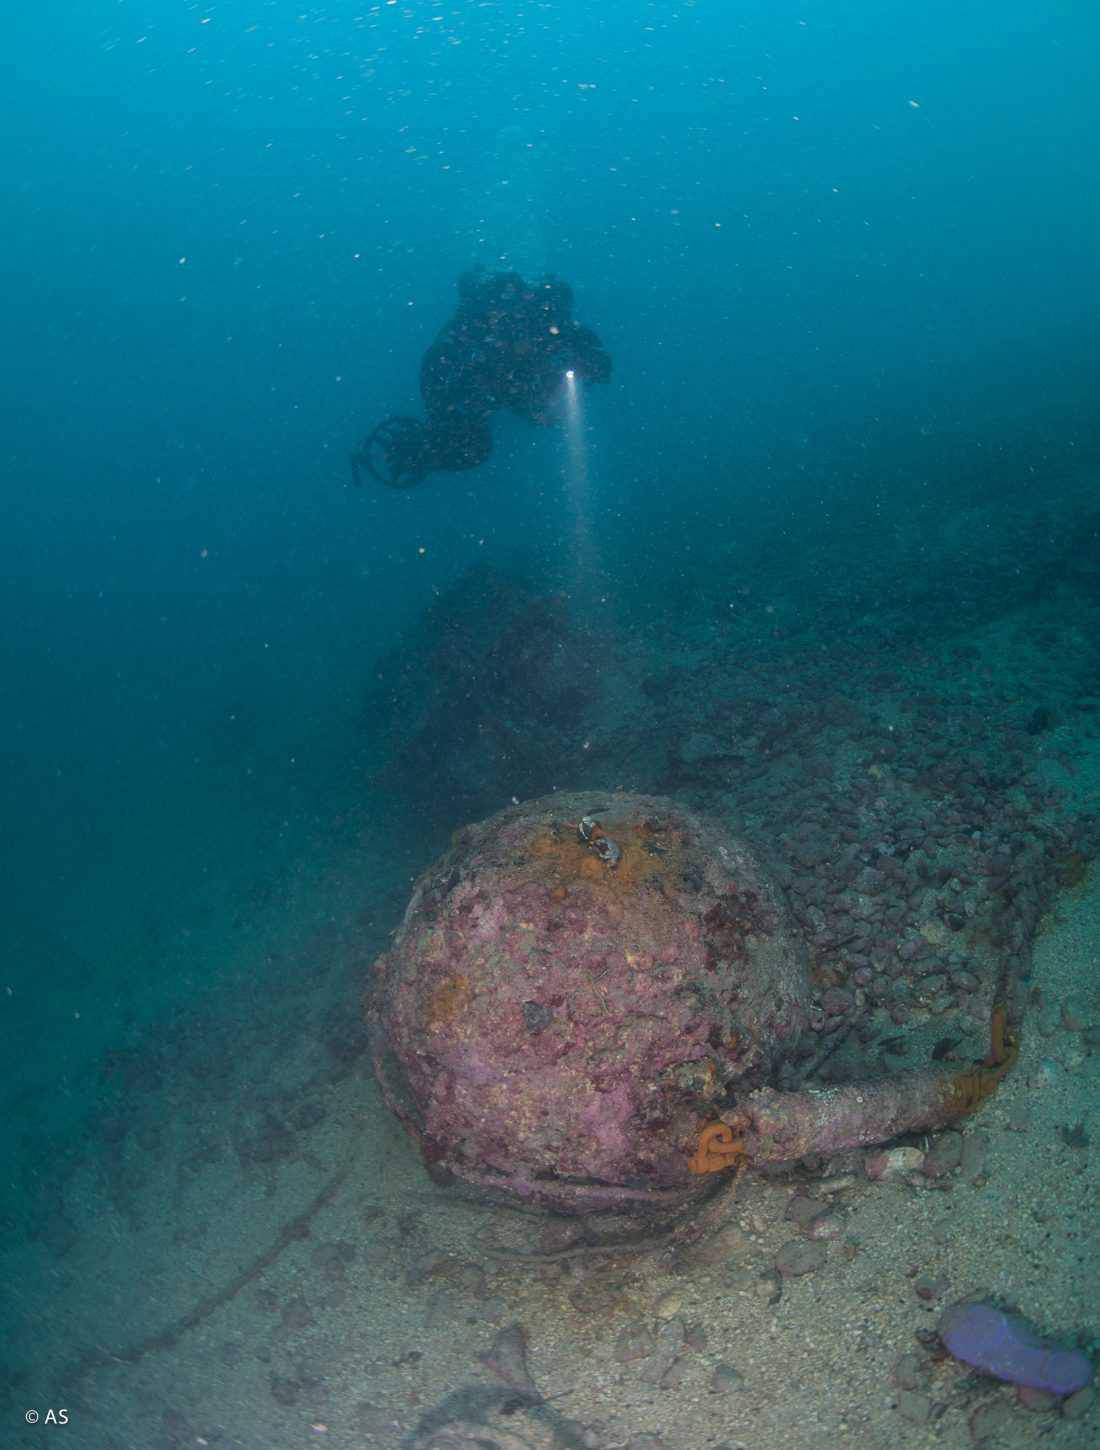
[565,368,575,380]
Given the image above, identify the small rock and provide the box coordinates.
[477,1324,537,1395]
[1016,1384,1059,1412]
[1060,1000,1086,1032]
[1036,1009,1061,1038]
[681,731,722,764]
[539,1219,583,1254]
[569,1277,625,1315]
[1026,1055,1060,1090]
[922,1131,963,1178]
[711,1362,744,1394]
[677,1224,749,1266]
[774,1239,827,1277]
[353,1401,397,1440]
[725,1266,756,1292]
[479,1295,507,1325]
[654,1292,683,1319]
[807,1214,844,1241]
[893,1351,929,1390]
[452,1262,487,1297]
[162,1408,192,1444]
[269,1375,300,1407]
[406,1251,447,1286]
[959,1131,989,1181]
[290,1100,327,1131]
[913,1273,949,1303]
[819,1172,857,1193]
[785,1194,829,1230]
[865,1146,925,1180]
[424,1289,460,1328]
[1063,1385,1095,1420]
[968,1400,1014,1442]
[653,1354,690,1389]
[896,1389,932,1425]
[312,1241,356,1279]
[613,1321,658,1363]
[280,1296,314,1330]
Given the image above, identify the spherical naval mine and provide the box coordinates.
[368,791,811,1214]
[368,791,1027,1212]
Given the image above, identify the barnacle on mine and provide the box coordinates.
[578,814,622,868]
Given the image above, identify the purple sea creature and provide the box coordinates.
[939,1300,1094,1396]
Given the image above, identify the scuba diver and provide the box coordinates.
[352,269,612,488]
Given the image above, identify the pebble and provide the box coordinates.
[452,1262,487,1297]
[424,1290,460,1328]
[913,1273,949,1303]
[968,1399,1015,1442]
[479,1295,507,1325]
[896,1389,933,1425]
[614,1322,658,1363]
[711,1362,744,1394]
[819,1173,857,1194]
[774,1238,827,1277]
[1063,1385,1095,1420]
[539,1219,583,1253]
[921,1130,963,1177]
[1060,999,1086,1031]
[568,1278,624,1315]
[785,1194,829,1230]
[1029,1057,1061,1087]
[281,1296,314,1330]
[678,1224,748,1266]
[312,1241,356,1277]
[270,1375,300,1407]
[1036,1007,1061,1038]
[351,1402,393,1437]
[1016,1384,1059,1412]
[959,1131,989,1181]
[865,1146,925,1179]
[478,1323,537,1395]
[807,1214,844,1241]
[893,1351,929,1390]
[654,1292,683,1319]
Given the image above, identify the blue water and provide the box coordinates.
[4,3,1099,1445]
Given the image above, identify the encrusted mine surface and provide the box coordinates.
[370,790,810,1212]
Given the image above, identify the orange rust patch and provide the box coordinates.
[427,973,472,1030]
[528,818,681,894]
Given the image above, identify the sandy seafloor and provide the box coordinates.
[4,595,1099,1450]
